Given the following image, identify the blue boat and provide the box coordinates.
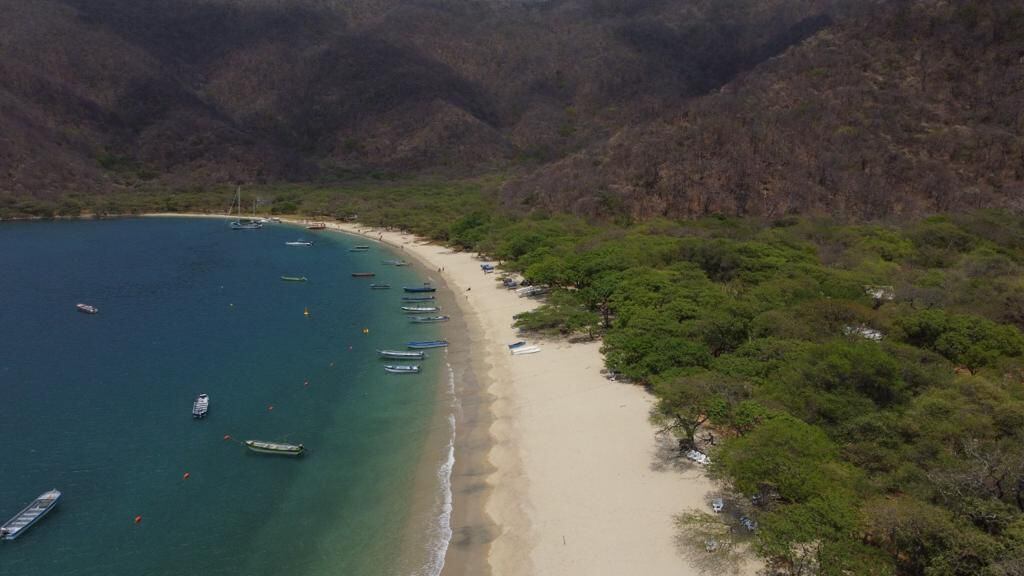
[403,286,437,293]
[407,340,449,349]
[1,490,61,541]
[401,296,436,302]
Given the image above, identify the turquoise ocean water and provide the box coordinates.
[0,218,449,576]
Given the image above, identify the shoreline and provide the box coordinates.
[310,221,747,575]
[140,213,749,575]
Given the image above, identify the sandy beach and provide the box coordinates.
[140,213,741,575]
[299,220,737,576]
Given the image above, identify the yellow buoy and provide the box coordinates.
[304,307,310,317]
[362,327,369,334]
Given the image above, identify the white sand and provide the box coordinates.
[301,220,742,576]
[152,213,741,575]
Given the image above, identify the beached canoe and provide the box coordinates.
[511,346,541,355]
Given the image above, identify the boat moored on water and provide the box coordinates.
[192,394,209,419]
[384,365,421,374]
[401,295,435,302]
[402,306,440,313]
[285,240,313,246]
[370,283,391,290]
[410,315,449,324]
[403,286,436,293]
[76,303,98,314]
[351,272,375,278]
[281,276,308,282]
[377,349,426,360]
[1,490,61,541]
[229,187,263,230]
[407,340,448,349]
[245,440,304,456]
[349,246,370,252]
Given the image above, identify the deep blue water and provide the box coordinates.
[0,218,445,576]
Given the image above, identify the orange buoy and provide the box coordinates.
[182,472,191,480]
[223,434,232,441]
[134,515,143,524]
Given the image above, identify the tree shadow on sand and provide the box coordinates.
[650,432,704,474]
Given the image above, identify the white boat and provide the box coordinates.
[384,365,421,374]
[229,186,263,230]
[285,240,313,246]
[511,346,541,355]
[192,394,209,419]
[401,306,440,313]
[409,315,449,323]
[76,303,98,314]
[1,490,61,541]
[378,350,426,360]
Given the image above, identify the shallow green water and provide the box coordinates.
[0,218,447,576]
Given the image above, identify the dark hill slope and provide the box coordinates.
[504,0,1024,219]
[0,0,835,199]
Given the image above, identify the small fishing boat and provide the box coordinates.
[76,303,98,314]
[285,240,313,246]
[192,394,209,419]
[403,286,437,293]
[351,272,375,278]
[378,349,426,360]
[245,440,304,456]
[268,217,282,223]
[370,283,391,290]
[382,259,410,266]
[407,340,449,349]
[410,315,449,324]
[349,245,370,252]
[1,490,61,541]
[281,276,308,282]
[306,222,326,230]
[402,306,440,313]
[511,346,541,356]
[384,365,421,374]
[401,295,435,302]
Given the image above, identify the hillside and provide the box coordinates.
[1,0,1022,220]
[505,0,1024,219]
[0,0,835,201]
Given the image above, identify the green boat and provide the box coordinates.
[280,276,308,282]
[245,440,305,456]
